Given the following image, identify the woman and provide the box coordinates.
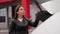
[9,4,40,34]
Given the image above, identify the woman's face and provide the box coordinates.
[17,6,24,16]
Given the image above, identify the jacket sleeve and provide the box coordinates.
[28,18,40,27]
[9,21,16,34]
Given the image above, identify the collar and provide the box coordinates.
[18,18,23,22]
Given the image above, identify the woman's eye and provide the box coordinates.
[20,9,23,10]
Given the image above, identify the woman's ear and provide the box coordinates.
[17,12,19,14]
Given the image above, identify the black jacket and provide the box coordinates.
[9,18,39,34]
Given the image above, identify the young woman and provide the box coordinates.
[9,4,40,34]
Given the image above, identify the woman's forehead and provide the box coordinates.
[19,7,24,9]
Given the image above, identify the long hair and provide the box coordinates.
[14,4,23,19]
